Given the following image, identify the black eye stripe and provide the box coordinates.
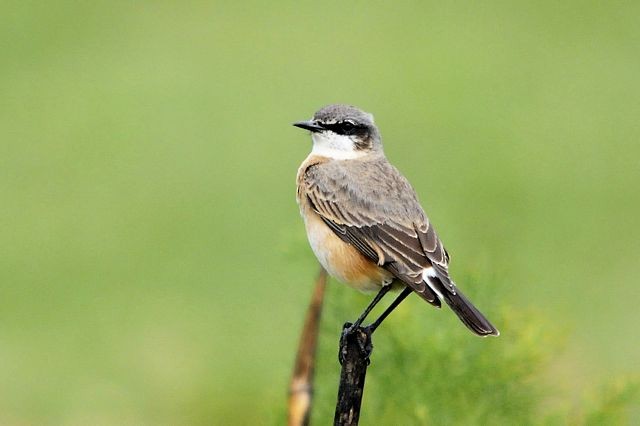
[324,121,364,135]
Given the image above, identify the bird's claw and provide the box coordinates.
[338,322,373,365]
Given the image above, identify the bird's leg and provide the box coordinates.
[345,284,391,333]
[339,285,391,364]
[366,286,412,334]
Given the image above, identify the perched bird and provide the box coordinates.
[294,104,498,337]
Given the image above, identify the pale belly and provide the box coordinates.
[303,210,393,292]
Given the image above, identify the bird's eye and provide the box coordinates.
[340,121,355,133]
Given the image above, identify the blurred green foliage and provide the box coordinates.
[300,280,639,425]
[1,0,639,424]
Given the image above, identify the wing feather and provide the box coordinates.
[302,158,457,302]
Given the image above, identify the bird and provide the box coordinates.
[293,104,499,338]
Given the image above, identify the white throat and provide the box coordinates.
[310,131,366,160]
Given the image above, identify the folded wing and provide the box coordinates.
[302,159,456,306]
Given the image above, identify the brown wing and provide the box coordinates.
[302,158,457,305]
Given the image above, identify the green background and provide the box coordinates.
[1,1,639,424]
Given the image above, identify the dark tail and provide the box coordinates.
[428,275,499,336]
[442,288,499,336]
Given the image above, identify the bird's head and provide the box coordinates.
[293,104,382,159]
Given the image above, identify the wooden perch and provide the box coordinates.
[333,325,372,426]
[288,268,327,426]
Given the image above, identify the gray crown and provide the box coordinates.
[313,104,375,126]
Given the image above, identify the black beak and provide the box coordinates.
[293,120,324,133]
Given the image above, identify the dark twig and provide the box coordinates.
[334,324,372,426]
[288,268,327,426]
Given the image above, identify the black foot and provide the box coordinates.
[338,322,353,364]
[338,322,373,365]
